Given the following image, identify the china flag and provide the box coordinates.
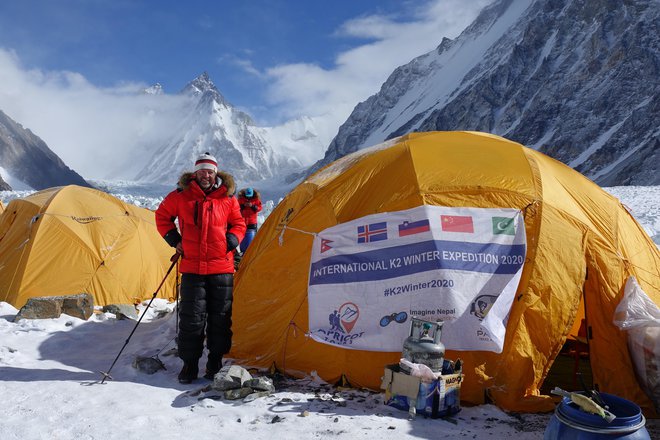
[441,215,474,233]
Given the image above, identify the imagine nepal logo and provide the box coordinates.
[329,302,360,333]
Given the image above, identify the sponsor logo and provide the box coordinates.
[492,217,515,235]
[278,207,294,228]
[398,219,430,237]
[328,302,360,333]
[441,215,474,233]
[444,375,463,385]
[379,311,408,327]
[470,294,498,320]
[318,302,364,346]
[71,216,102,224]
[320,238,333,253]
[339,302,359,333]
[357,222,388,243]
[476,328,493,341]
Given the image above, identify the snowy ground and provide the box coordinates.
[0,300,560,439]
[0,184,658,439]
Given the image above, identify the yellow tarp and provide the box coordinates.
[0,185,178,308]
[231,131,660,414]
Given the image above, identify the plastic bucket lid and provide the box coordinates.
[555,392,647,435]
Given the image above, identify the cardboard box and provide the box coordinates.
[381,364,462,418]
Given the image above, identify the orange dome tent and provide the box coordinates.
[0,185,177,308]
[231,131,660,414]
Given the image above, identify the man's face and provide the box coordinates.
[195,169,217,190]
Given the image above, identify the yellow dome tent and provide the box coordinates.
[0,185,177,308]
[231,131,660,414]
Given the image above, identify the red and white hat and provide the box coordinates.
[194,152,217,172]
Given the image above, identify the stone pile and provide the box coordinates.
[209,365,276,400]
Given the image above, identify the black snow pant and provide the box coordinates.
[178,273,234,363]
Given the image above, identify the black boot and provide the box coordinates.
[204,353,222,380]
[178,362,198,384]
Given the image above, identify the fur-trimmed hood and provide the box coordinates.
[237,188,261,200]
[177,170,236,196]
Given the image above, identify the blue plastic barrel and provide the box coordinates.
[544,392,650,439]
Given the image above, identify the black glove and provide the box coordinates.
[164,228,182,248]
[251,206,258,211]
[226,233,239,252]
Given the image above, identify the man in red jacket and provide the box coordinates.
[237,187,262,253]
[155,152,246,383]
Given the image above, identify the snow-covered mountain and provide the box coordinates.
[0,110,89,190]
[142,83,164,95]
[0,174,10,191]
[312,0,659,186]
[137,73,327,185]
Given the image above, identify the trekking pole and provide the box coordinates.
[99,253,180,384]
[175,260,180,341]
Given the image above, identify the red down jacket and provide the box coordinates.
[237,188,262,226]
[155,171,246,274]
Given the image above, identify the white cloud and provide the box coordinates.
[336,15,399,39]
[220,54,264,78]
[261,0,491,134]
[0,48,187,180]
[0,1,491,181]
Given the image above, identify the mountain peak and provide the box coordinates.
[180,72,225,103]
[192,71,212,88]
[142,83,163,95]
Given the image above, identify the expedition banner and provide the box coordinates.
[308,205,526,353]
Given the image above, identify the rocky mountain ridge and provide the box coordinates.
[311,0,659,186]
[0,110,89,190]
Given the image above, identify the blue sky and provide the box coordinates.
[0,1,408,107]
[0,0,490,176]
